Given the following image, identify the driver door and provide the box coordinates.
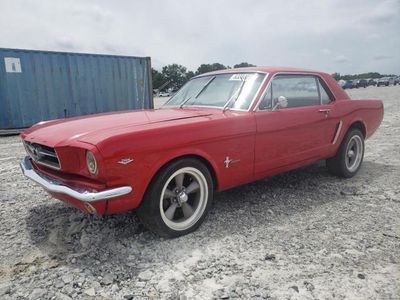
[254,74,338,178]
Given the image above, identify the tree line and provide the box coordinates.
[152,64,397,91]
[332,72,397,81]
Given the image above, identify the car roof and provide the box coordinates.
[193,66,329,78]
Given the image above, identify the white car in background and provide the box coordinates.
[159,91,171,97]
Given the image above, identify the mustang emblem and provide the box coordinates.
[26,143,41,160]
[32,147,39,158]
[118,158,134,165]
[224,156,240,168]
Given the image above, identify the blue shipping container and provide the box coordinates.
[0,48,153,129]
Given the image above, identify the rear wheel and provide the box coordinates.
[137,158,213,238]
[326,128,364,178]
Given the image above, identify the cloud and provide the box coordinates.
[366,33,381,41]
[0,0,399,74]
[358,0,399,25]
[321,49,332,55]
[373,55,393,61]
[71,4,112,23]
[333,55,350,63]
[55,36,79,51]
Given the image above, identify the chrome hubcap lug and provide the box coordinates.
[177,191,188,204]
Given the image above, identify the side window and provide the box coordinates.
[271,75,320,108]
[257,75,335,110]
[318,80,332,104]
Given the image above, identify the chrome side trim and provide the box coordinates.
[192,70,269,80]
[161,104,248,112]
[332,121,343,145]
[20,156,132,202]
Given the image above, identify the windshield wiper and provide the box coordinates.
[179,96,192,108]
[179,76,216,108]
[223,79,247,111]
[194,76,216,99]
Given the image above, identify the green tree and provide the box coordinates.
[161,64,188,89]
[195,63,227,75]
[152,68,166,90]
[185,70,195,81]
[331,72,341,81]
[233,62,256,68]
[334,72,384,80]
[362,72,383,79]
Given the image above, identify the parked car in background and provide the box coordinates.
[388,77,398,86]
[159,91,171,97]
[377,77,390,87]
[20,67,384,237]
[342,80,355,89]
[355,79,368,88]
[337,79,346,87]
[367,78,377,86]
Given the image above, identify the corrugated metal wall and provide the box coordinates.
[0,48,153,129]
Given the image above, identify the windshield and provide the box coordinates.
[163,72,266,110]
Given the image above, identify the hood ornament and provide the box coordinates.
[118,158,134,165]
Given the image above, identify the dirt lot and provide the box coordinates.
[0,86,399,299]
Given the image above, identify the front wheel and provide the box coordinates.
[137,158,213,238]
[326,128,364,178]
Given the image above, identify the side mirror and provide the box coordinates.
[272,96,288,111]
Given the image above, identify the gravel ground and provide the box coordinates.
[0,86,399,300]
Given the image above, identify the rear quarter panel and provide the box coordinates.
[338,99,384,139]
[327,98,383,159]
[322,72,384,152]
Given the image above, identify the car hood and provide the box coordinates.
[22,108,213,147]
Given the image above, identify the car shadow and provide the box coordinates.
[24,160,397,276]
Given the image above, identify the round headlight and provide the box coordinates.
[86,151,98,175]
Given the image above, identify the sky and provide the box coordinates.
[0,0,399,75]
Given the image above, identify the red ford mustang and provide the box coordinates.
[20,67,384,237]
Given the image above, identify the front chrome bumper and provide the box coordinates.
[20,156,132,202]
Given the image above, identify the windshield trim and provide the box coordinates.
[192,70,269,80]
[161,71,269,112]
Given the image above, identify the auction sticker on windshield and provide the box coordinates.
[229,74,251,81]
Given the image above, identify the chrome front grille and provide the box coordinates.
[24,141,61,170]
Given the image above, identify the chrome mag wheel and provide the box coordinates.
[159,167,208,231]
[345,135,363,172]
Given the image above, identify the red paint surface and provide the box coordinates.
[21,67,384,215]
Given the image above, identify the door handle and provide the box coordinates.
[319,109,331,113]
[319,108,331,117]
